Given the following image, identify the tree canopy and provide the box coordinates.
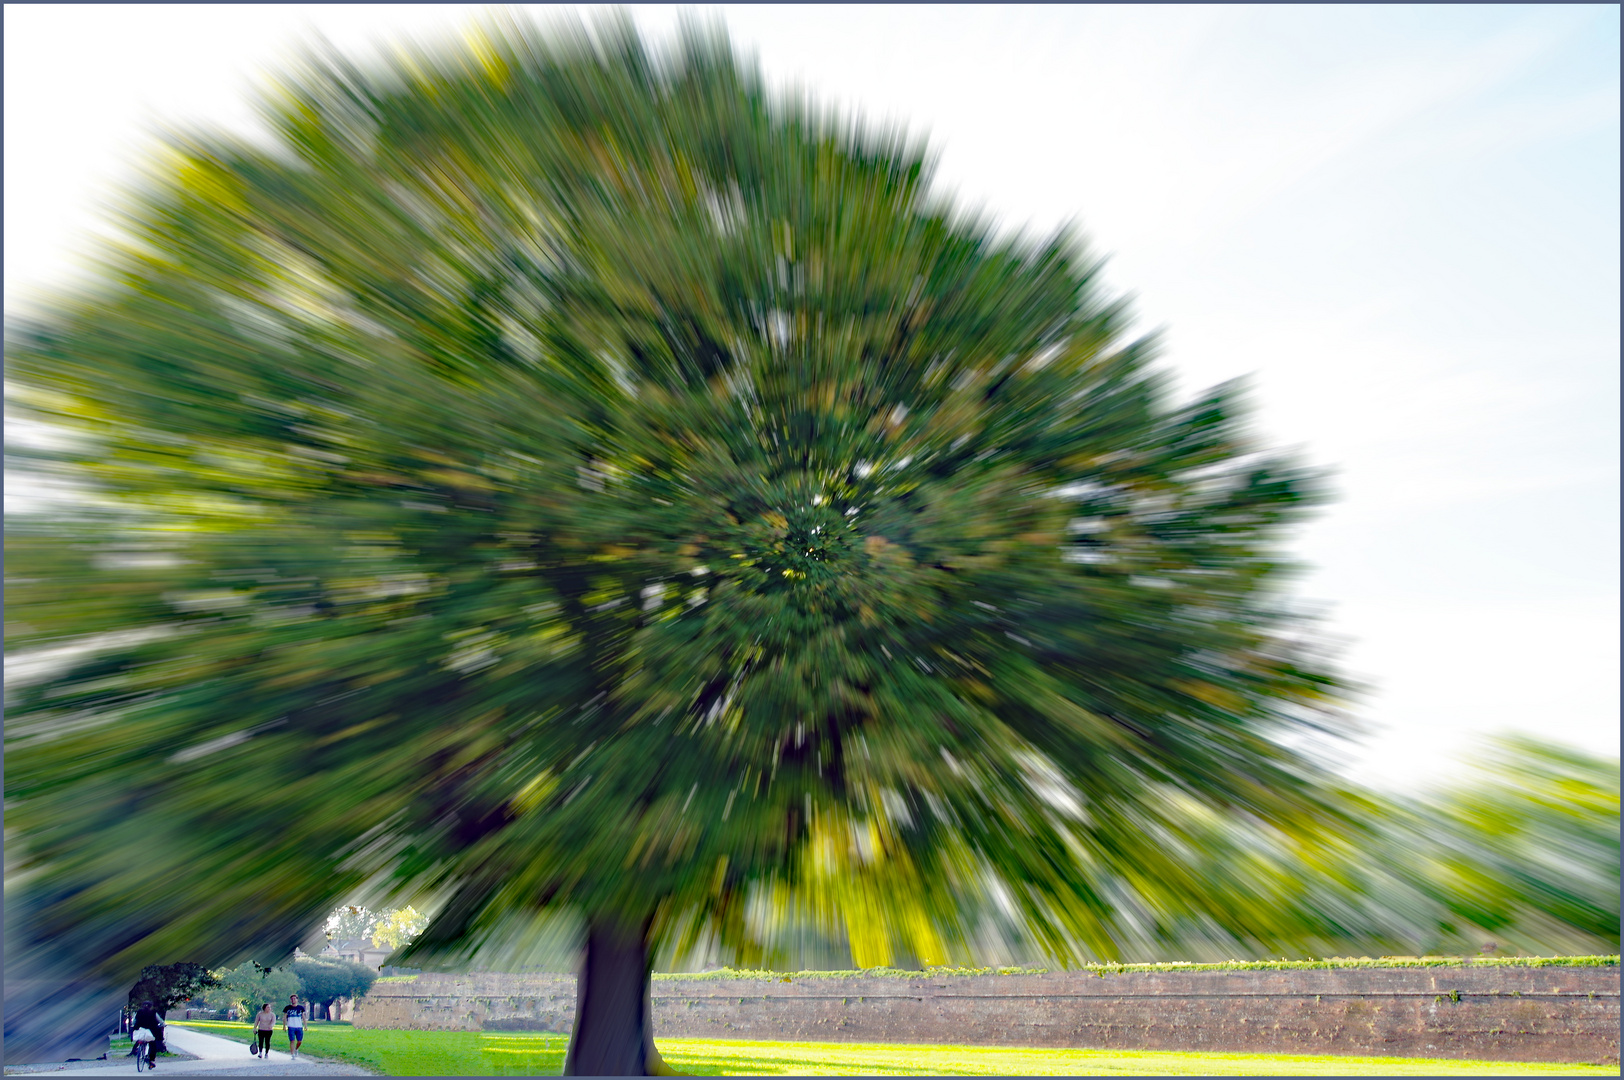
[372,907,429,952]
[203,964,300,1018]
[321,904,424,949]
[126,963,218,1013]
[289,958,377,1011]
[4,12,1357,1069]
[324,907,384,945]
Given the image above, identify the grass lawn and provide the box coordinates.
[173,1021,1617,1076]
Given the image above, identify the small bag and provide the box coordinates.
[132,1027,154,1043]
[251,1040,260,1055]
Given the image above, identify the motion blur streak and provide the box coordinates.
[4,11,1616,1072]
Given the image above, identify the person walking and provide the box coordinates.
[253,1003,275,1058]
[281,994,307,1060]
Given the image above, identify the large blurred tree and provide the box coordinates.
[4,12,1354,1072]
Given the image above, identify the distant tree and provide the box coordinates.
[127,963,218,1012]
[3,11,1357,1072]
[291,958,377,1017]
[1202,736,1624,964]
[323,906,380,943]
[204,963,301,1018]
[371,908,428,952]
[1401,736,1620,954]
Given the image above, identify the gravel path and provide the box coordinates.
[5,1049,203,1075]
[4,1058,193,1076]
[6,1027,375,1078]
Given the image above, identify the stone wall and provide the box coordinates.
[353,965,1620,1064]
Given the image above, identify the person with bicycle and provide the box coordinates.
[130,1000,165,1070]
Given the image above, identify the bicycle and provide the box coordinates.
[131,1028,155,1073]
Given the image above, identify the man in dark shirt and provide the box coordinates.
[282,994,307,1060]
[130,1001,165,1069]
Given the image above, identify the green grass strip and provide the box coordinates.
[172,1021,1619,1076]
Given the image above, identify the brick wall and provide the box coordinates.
[353,965,1620,1064]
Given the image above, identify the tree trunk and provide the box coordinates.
[562,913,670,1077]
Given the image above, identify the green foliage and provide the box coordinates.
[320,903,425,951]
[1048,955,1621,974]
[653,967,1049,981]
[1410,737,1620,950]
[325,907,382,943]
[3,9,1354,985]
[1286,737,1621,959]
[292,957,377,1007]
[203,963,301,1016]
[127,961,219,1010]
[6,17,1619,1067]
[370,956,1617,984]
[373,907,429,951]
[1,10,1424,1059]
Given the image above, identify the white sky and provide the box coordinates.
[5,4,1619,787]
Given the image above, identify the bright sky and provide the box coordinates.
[5,5,1619,787]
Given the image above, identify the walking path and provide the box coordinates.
[7,1028,372,1077]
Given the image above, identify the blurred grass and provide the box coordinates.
[659,1040,1619,1076]
[178,1021,557,1075]
[172,1022,1615,1075]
